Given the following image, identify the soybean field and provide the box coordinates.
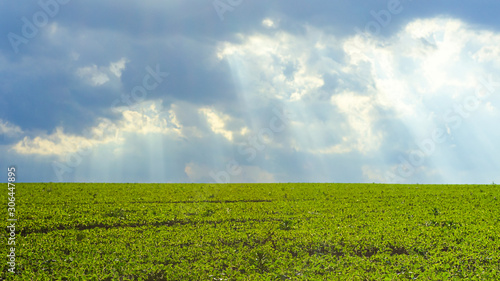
[2,183,500,280]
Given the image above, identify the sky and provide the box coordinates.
[1,0,499,184]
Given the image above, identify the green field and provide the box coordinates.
[2,183,500,280]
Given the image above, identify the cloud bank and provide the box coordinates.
[1,1,499,184]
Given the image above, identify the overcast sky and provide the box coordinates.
[1,0,499,184]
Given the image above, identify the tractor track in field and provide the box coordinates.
[24,198,318,205]
[18,217,291,236]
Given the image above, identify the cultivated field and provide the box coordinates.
[3,183,500,280]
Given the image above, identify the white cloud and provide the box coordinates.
[319,91,381,155]
[109,57,128,78]
[199,107,234,141]
[11,100,181,158]
[262,18,276,28]
[12,124,119,158]
[76,57,128,86]
[217,28,326,102]
[0,119,23,137]
[76,64,110,86]
[215,16,500,160]
[116,102,170,135]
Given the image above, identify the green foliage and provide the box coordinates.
[3,183,500,280]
